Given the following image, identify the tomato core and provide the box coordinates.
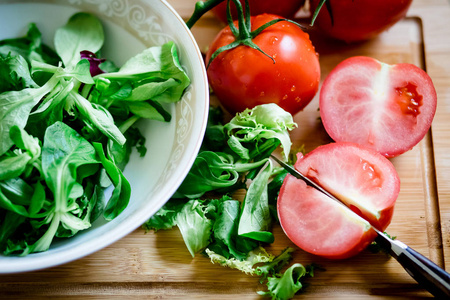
[359,159,382,189]
[395,82,423,118]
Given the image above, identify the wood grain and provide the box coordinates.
[2,0,450,299]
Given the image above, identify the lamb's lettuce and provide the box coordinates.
[0,126,41,181]
[54,12,104,68]
[14,121,101,255]
[0,12,190,255]
[0,23,59,67]
[0,53,37,93]
[0,74,59,156]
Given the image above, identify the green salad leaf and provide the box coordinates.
[0,74,59,156]
[0,12,190,255]
[0,53,37,93]
[211,199,247,260]
[205,246,275,275]
[258,263,308,300]
[238,161,274,243]
[0,23,59,67]
[224,103,296,161]
[176,200,215,257]
[145,103,316,299]
[174,103,295,199]
[54,12,104,68]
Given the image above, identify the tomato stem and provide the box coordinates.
[186,0,225,29]
[187,0,308,69]
[250,18,307,37]
[310,0,334,26]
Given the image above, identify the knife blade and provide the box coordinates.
[270,154,450,298]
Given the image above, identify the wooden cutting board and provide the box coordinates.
[1,0,450,299]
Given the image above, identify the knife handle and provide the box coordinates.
[393,240,450,298]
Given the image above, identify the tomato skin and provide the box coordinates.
[310,0,413,42]
[319,56,437,157]
[206,14,320,116]
[211,0,306,23]
[277,142,400,259]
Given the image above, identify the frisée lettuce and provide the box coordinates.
[144,104,316,299]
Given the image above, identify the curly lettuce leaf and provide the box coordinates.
[143,198,186,232]
[224,103,296,161]
[205,246,275,275]
[256,247,295,281]
[176,199,217,257]
[258,263,308,300]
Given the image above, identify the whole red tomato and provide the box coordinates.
[205,14,320,116]
[310,0,413,42]
[211,0,306,23]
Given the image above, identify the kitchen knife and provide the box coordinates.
[270,154,450,299]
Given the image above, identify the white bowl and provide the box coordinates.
[0,0,208,273]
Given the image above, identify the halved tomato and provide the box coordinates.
[277,142,400,259]
[319,56,437,157]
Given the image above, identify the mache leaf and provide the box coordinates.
[32,121,100,253]
[93,142,131,221]
[238,161,274,243]
[54,12,104,68]
[0,53,37,93]
[0,75,58,156]
[0,22,59,66]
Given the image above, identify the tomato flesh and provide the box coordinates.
[206,14,320,116]
[277,142,400,259]
[320,56,437,157]
[279,176,377,259]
